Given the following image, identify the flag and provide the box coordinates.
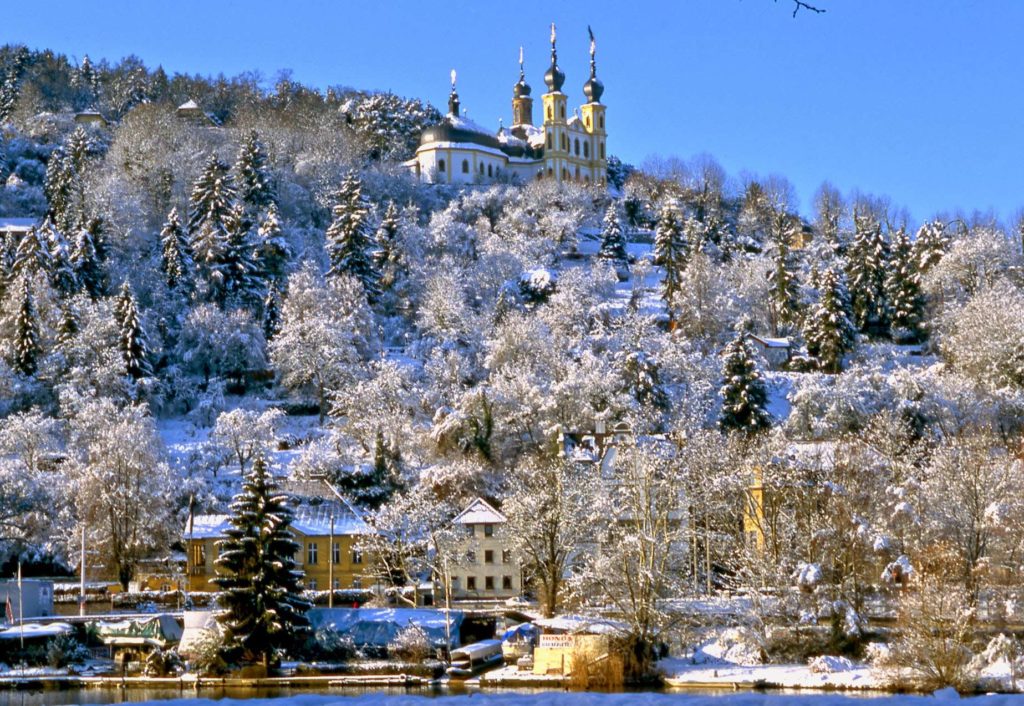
[4,595,12,624]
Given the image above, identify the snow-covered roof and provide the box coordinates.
[177,99,200,111]
[453,497,506,525]
[415,141,510,160]
[291,502,372,536]
[446,113,492,136]
[497,130,528,148]
[746,334,791,349]
[0,622,72,640]
[0,217,37,233]
[534,614,628,635]
[187,514,231,539]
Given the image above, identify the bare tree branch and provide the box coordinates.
[776,0,826,17]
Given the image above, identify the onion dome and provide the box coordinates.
[544,23,565,92]
[583,26,604,103]
[448,69,460,116]
[514,47,532,97]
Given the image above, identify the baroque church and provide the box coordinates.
[405,25,608,187]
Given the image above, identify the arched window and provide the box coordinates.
[546,106,552,120]
[560,105,565,118]
[462,159,470,174]
[584,175,590,183]
[487,164,493,177]
[547,167,553,177]
[574,138,580,156]
[479,162,484,174]
[583,142,590,158]
[575,166,580,180]
[599,115,604,129]
[561,133,567,150]
[585,117,591,129]
[600,142,605,159]
[561,167,567,180]
[546,131,552,148]
[438,159,446,173]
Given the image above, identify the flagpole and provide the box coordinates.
[80,525,86,617]
[17,561,23,652]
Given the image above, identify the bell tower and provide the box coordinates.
[511,47,533,128]
[541,23,568,180]
[579,26,607,185]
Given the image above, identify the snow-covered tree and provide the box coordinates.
[70,224,103,298]
[188,154,236,301]
[803,267,857,373]
[885,227,925,340]
[214,454,311,667]
[115,281,152,380]
[846,212,890,333]
[597,202,629,273]
[12,226,51,280]
[159,207,192,292]
[221,202,261,304]
[255,203,289,284]
[262,285,282,341]
[325,171,378,298]
[766,213,801,336]
[176,304,266,383]
[374,201,407,315]
[653,200,687,304]
[914,219,950,275]
[234,129,275,215]
[718,332,771,436]
[13,278,42,376]
[209,408,284,477]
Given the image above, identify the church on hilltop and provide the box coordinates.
[405,24,608,187]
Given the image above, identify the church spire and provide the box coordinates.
[448,69,460,116]
[512,46,533,126]
[583,26,604,103]
[544,22,566,92]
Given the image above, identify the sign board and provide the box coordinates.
[539,634,576,649]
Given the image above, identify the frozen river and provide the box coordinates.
[2,689,1023,706]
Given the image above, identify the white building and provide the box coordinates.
[449,498,521,601]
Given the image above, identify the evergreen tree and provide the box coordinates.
[325,171,378,298]
[766,213,801,336]
[56,301,79,350]
[803,267,857,374]
[235,130,275,214]
[597,202,629,269]
[116,281,152,380]
[13,279,41,376]
[262,285,282,341]
[65,127,92,175]
[0,68,18,124]
[222,202,261,303]
[76,54,100,106]
[255,203,289,284]
[653,201,687,304]
[846,212,890,333]
[913,219,950,275]
[188,154,236,301]
[160,207,192,291]
[45,221,78,296]
[373,201,406,313]
[683,215,708,256]
[71,224,103,298]
[718,332,771,436]
[44,150,76,232]
[886,227,926,341]
[213,455,311,667]
[12,226,51,280]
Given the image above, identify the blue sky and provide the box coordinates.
[4,1,1024,224]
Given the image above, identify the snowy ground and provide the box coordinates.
[658,658,882,691]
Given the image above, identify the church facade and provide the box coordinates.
[406,25,607,187]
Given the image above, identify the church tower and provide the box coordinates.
[579,27,607,185]
[541,23,569,181]
[511,47,533,128]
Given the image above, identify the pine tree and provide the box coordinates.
[65,127,92,175]
[189,154,236,297]
[160,207,192,291]
[262,285,282,341]
[326,171,378,298]
[0,68,18,124]
[76,54,100,106]
[221,202,261,303]
[683,215,708,256]
[653,200,687,304]
[718,332,771,436]
[44,150,76,232]
[46,223,78,296]
[846,212,890,333]
[116,281,152,380]
[255,203,289,284]
[13,279,41,376]
[766,213,801,336]
[235,130,275,214]
[597,202,629,270]
[71,224,103,298]
[213,455,311,667]
[56,301,79,350]
[373,201,406,313]
[913,219,950,276]
[803,267,857,374]
[886,227,926,341]
[12,226,52,280]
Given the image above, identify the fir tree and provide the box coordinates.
[597,202,629,269]
[653,201,687,304]
[44,150,76,232]
[0,68,18,124]
[71,224,103,298]
[76,54,100,106]
[160,207,192,291]
[46,224,78,296]
[65,127,92,174]
[846,212,890,333]
[325,171,378,298]
[803,267,857,374]
[766,213,801,336]
[373,201,406,313]
[56,301,79,350]
[235,130,275,214]
[213,455,311,667]
[116,281,152,380]
[12,226,51,280]
[222,203,261,303]
[13,279,41,376]
[262,285,282,341]
[913,219,950,275]
[188,154,236,299]
[718,332,771,436]
[255,203,289,284]
[886,227,926,341]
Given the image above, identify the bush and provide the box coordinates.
[387,624,431,663]
[188,631,228,676]
[145,648,183,676]
[46,634,90,668]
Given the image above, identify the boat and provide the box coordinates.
[500,622,538,662]
[446,639,504,677]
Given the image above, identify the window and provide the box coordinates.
[586,117,591,129]
[467,550,477,564]
[502,550,511,564]
[352,549,363,564]
[503,576,513,590]
[352,577,362,589]
[546,131,552,149]
[484,550,494,564]
[574,138,580,156]
[479,162,484,174]
[462,159,469,174]
[465,525,475,537]
[487,164,493,177]
[561,133,567,150]
[484,524,494,538]
[438,158,446,173]
[599,115,604,129]
[307,542,318,565]
[583,142,589,158]
[546,106,552,120]
[332,542,340,565]
[575,166,581,180]
[600,142,605,159]
[466,576,477,591]
[560,105,565,118]
[191,544,206,574]
[485,576,495,591]
[308,578,317,590]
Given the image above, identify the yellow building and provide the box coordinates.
[407,24,607,187]
[185,502,373,593]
